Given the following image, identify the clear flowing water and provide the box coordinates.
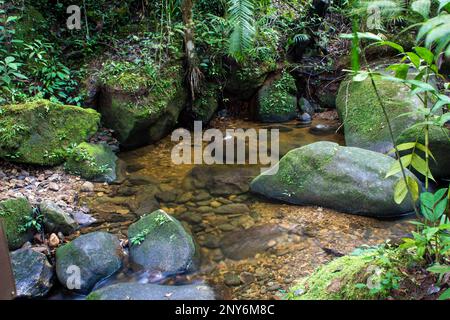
[70,118,413,300]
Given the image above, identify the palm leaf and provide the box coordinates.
[227,0,256,61]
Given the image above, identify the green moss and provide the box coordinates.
[287,247,408,300]
[99,61,186,147]
[64,142,117,182]
[86,292,101,300]
[336,75,421,152]
[192,83,220,123]
[0,99,100,165]
[0,198,33,250]
[260,71,297,116]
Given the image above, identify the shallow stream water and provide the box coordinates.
[62,118,414,300]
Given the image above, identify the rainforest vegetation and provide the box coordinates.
[0,0,449,301]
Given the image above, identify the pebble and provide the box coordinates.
[224,273,242,287]
[48,182,59,191]
[48,233,60,247]
[80,181,95,192]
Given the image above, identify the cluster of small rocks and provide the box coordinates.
[0,160,94,218]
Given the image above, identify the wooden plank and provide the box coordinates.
[0,219,16,300]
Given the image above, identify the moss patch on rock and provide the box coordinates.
[64,142,118,182]
[258,70,298,123]
[191,83,220,124]
[336,75,422,154]
[0,99,100,165]
[0,198,34,250]
[287,247,409,300]
[98,60,187,148]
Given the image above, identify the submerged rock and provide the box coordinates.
[336,76,423,154]
[0,198,34,250]
[55,232,123,294]
[87,282,215,300]
[128,210,198,275]
[11,248,54,298]
[64,142,118,183]
[220,224,285,260]
[250,142,419,218]
[0,99,99,165]
[39,201,78,235]
[183,165,259,196]
[257,71,298,123]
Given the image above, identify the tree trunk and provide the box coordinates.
[181,0,202,101]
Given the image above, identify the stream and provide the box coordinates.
[54,118,414,300]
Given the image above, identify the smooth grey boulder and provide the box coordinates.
[250,141,419,218]
[55,232,123,294]
[128,210,198,275]
[87,282,215,300]
[40,201,78,235]
[11,248,54,298]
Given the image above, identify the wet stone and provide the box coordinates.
[224,273,242,287]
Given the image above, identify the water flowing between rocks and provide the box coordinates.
[56,119,414,300]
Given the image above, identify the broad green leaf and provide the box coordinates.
[427,264,450,274]
[386,64,409,79]
[412,0,431,19]
[378,41,404,53]
[406,52,421,68]
[353,72,369,82]
[439,0,450,12]
[394,177,419,204]
[438,288,450,300]
[438,113,450,125]
[386,154,413,178]
[411,154,436,181]
[415,47,434,64]
[4,56,15,64]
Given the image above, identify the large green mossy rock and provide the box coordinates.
[257,71,298,123]
[287,248,408,300]
[64,142,118,182]
[55,232,123,294]
[225,60,277,101]
[0,99,100,165]
[336,76,422,154]
[0,198,34,250]
[87,283,215,300]
[98,62,187,149]
[128,210,198,274]
[250,142,419,218]
[396,126,450,180]
[191,83,220,124]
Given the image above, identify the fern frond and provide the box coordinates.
[227,0,256,61]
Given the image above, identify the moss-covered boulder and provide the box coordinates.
[287,247,408,300]
[191,83,220,124]
[11,248,54,298]
[128,210,199,274]
[64,142,118,183]
[225,59,277,101]
[0,99,100,165]
[55,232,123,294]
[396,126,450,180]
[87,283,215,300]
[250,142,419,218]
[39,201,78,235]
[257,71,298,123]
[0,198,34,250]
[98,61,187,149]
[336,76,422,154]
